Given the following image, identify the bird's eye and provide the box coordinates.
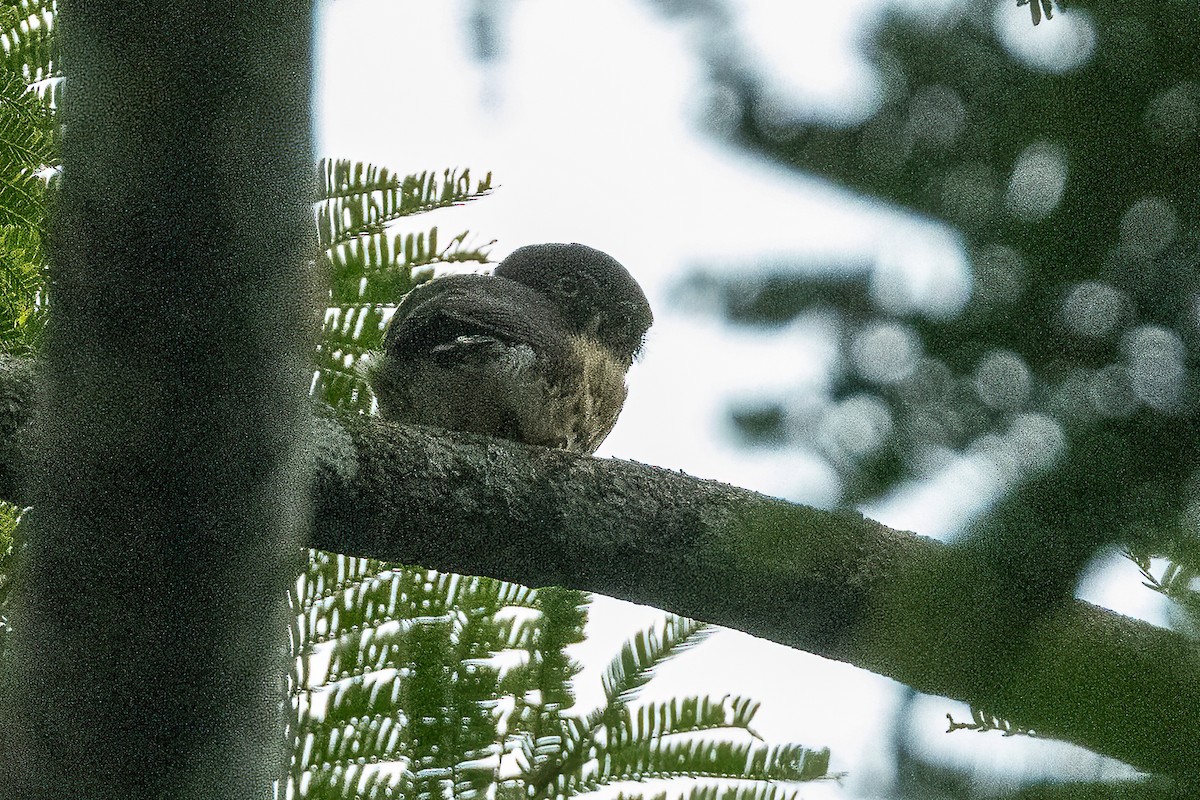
[558,276,580,296]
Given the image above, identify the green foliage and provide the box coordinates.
[0,223,42,349]
[313,159,493,414]
[674,0,1198,790]
[287,555,522,799]
[517,614,833,800]
[0,499,21,657]
[0,0,52,710]
[288,553,833,799]
[0,497,14,555]
[0,1,57,98]
[0,0,58,355]
[600,616,714,706]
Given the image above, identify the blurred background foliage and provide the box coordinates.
[668,0,1200,519]
[640,0,1200,614]
[623,0,1199,794]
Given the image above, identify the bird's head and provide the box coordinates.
[494,243,653,365]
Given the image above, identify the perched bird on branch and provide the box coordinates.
[369,243,653,454]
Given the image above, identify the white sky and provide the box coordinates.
[315,1,1161,794]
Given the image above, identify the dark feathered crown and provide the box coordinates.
[494,243,653,364]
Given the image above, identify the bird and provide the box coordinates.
[368,243,653,454]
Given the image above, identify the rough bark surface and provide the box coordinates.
[2,364,1197,780]
[312,411,1198,779]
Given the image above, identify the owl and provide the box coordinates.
[369,243,652,454]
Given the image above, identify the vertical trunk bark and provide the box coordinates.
[1,3,316,797]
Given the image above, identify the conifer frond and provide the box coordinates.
[946,707,1037,737]
[326,226,492,306]
[600,616,715,706]
[0,64,53,352]
[0,1,57,88]
[494,580,542,610]
[292,600,509,795]
[532,587,588,706]
[490,613,543,654]
[289,556,552,798]
[1125,546,1200,634]
[0,110,49,173]
[322,623,414,686]
[300,569,462,650]
[296,565,541,659]
[608,695,764,746]
[517,617,805,800]
[297,758,408,800]
[550,738,832,794]
[300,688,411,763]
[614,782,809,800]
[311,343,374,415]
[0,223,44,352]
[294,552,388,610]
[0,499,20,652]
[0,14,57,354]
[0,498,15,558]
[321,303,393,352]
[317,159,492,249]
[1015,0,1057,25]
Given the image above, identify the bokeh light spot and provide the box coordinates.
[1143,81,1200,151]
[1062,280,1129,339]
[1119,196,1179,257]
[906,84,965,151]
[973,349,1031,410]
[1122,324,1186,411]
[1007,412,1065,473]
[1004,140,1068,222]
[851,322,921,385]
[823,394,892,459]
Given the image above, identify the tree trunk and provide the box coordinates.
[0,3,316,797]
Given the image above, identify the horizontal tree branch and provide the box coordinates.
[310,412,1200,781]
[2,356,1197,779]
